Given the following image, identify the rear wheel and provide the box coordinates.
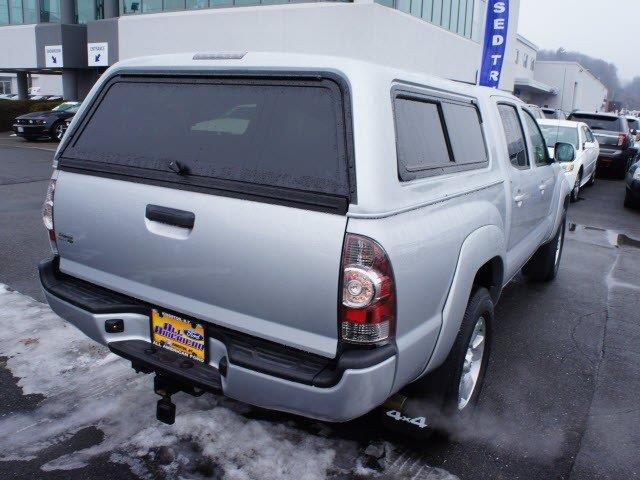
[588,170,596,186]
[522,212,566,282]
[381,288,493,438]
[51,120,66,141]
[570,171,582,202]
[624,189,636,209]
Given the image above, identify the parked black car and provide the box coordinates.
[625,160,640,208]
[568,111,635,178]
[543,108,566,120]
[13,101,80,141]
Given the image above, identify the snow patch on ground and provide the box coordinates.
[0,286,457,480]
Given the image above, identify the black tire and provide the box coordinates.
[522,213,566,282]
[439,287,493,418]
[381,288,493,438]
[618,159,631,180]
[50,120,66,142]
[570,171,582,202]
[624,189,635,209]
[22,136,39,142]
[588,170,596,187]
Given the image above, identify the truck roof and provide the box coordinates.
[109,51,521,103]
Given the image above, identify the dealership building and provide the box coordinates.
[0,0,525,100]
[512,34,608,113]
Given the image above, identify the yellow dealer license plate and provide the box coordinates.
[151,309,206,362]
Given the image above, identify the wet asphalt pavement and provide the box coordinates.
[0,131,639,479]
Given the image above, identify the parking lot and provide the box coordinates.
[1,132,639,480]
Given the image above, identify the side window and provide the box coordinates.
[394,94,488,181]
[441,102,488,166]
[395,98,451,177]
[522,110,549,167]
[497,104,529,169]
[586,128,595,143]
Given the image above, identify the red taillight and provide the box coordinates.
[618,134,628,148]
[339,233,396,345]
[42,179,58,254]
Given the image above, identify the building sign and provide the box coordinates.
[45,45,64,68]
[88,42,109,67]
[478,0,509,88]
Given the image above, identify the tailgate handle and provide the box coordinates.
[146,205,195,229]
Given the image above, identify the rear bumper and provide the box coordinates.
[598,149,633,169]
[39,257,396,422]
[627,180,640,201]
[13,124,48,136]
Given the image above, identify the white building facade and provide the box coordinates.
[0,0,522,99]
[512,34,608,113]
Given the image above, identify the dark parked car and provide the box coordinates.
[568,111,635,178]
[626,115,640,143]
[543,108,566,120]
[625,160,640,208]
[13,101,80,141]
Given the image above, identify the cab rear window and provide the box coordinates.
[569,114,623,132]
[61,75,354,212]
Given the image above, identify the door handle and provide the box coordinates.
[513,193,526,206]
[146,205,195,229]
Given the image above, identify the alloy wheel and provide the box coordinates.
[458,316,486,410]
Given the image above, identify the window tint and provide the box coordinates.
[498,104,529,169]
[395,98,451,178]
[67,79,349,197]
[441,102,487,165]
[540,125,579,150]
[522,111,549,167]
[394,95,488,181]
[569,114,623,132]
[585,127,595,142]
[627,118,640,130]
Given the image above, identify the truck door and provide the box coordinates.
[521,110,557,235]
[497,103,539,266]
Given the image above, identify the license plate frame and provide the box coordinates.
[150,309,207,363]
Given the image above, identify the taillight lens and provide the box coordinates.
[618,134,628,148]
[340,234,396,345]
[42,179,57,254]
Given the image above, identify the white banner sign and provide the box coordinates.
[88,42,108,67]
[45,45,63,68]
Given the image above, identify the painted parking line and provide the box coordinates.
[0,142,57,153]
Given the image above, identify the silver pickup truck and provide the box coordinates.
[39,52,570,434]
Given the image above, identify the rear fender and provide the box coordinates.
[422,225,505,375]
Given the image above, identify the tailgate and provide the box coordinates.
[53,72,354,358]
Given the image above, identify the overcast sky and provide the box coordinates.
[517,0,638,82]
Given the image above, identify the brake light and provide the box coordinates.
[42,179,58,254]
[340,234,396,345]
[618,134,628,148]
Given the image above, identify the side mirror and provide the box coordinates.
[632,129,638,136]
[555,142,575,162]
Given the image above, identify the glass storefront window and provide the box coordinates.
[75,0,93,23]
[163,0,183,10]
[23,0,36,21]
[141,0,160,12]
[374,0,477,40]
[0,0,9,24]
[9,0,23,23]
[186,0,208,8]
[41,0,61,21]
[122,0,140,13]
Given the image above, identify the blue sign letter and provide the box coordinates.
[479,0,509,88]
